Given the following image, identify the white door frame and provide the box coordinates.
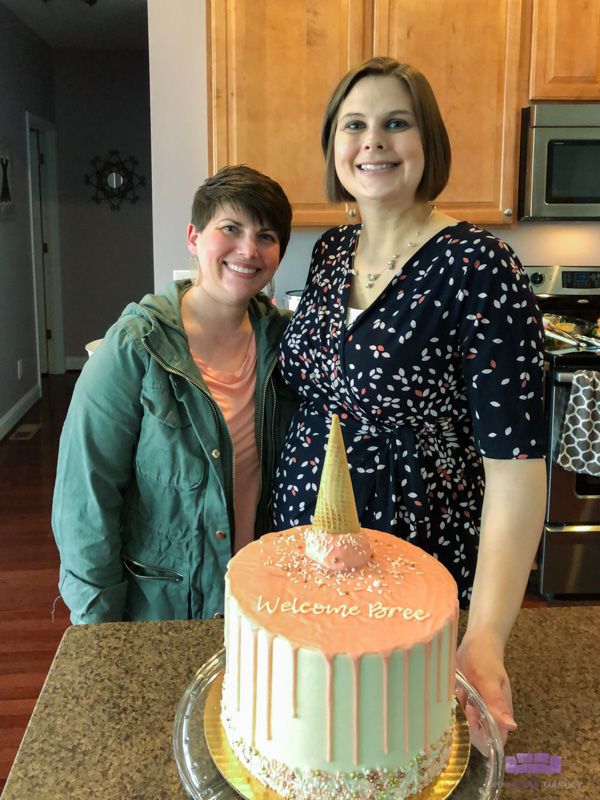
[26,113,65,376]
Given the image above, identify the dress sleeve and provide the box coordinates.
[51,321,146,623]
[302,233,327,290]
[457,233,546,459]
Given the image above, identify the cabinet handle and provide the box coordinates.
[503,208,513,216]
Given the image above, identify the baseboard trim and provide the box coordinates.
[0,384,42,442]
[66,357,87,371]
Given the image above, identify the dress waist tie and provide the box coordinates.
[343,421,430,538]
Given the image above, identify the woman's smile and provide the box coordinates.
[356,161,400,171]
[225,261,259,275]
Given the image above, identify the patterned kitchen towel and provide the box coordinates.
[558,370,600,475]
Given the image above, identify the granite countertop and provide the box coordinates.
[2,608,598,800]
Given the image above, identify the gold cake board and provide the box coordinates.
[204,670,470,800]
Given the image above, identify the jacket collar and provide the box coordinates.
[121,280,288,384]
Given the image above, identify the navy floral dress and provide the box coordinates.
[273,222,546,605]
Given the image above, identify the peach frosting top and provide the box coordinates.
[226,528,458,655]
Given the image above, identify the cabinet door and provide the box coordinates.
[374,0,525,225]
[209,0,370,228]
[530,0,600,99]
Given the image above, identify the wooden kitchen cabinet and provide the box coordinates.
[374,0,526,225]
[208,0,371,227]
[530,0,600,99]
[209,0,527,227]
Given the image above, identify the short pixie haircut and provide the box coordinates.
[191,165,293,258]
[321,57,451,204]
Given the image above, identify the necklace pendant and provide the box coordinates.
[407,241,415,248]
[365,280,373,288]
[349,268,356,276]
[367,273,377,281]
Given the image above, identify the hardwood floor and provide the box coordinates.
[0,373,597,793]
[0,374,75,791]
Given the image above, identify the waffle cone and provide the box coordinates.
[313,415,360,536]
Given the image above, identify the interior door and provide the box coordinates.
[28,128,49,375]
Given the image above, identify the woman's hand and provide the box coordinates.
[455,627,517,754]
[457,457,546,752]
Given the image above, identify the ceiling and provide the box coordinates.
[0,0,148,49]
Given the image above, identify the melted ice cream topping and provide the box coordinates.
[305,528,372,572]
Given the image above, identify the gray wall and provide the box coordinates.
[54,49,153,362]
[0,3,55,429]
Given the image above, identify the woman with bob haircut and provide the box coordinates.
[272,58,546,750]
[53,165,297,624]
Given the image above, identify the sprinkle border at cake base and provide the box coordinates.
[222,696,456,800]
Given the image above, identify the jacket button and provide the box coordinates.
[214,613,224,619]
[215,530,226,540]
[212,449,220,459]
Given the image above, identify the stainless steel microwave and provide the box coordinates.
[519,103,600,220]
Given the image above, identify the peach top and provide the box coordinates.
[226,528,459,655]
[191,336,259,553]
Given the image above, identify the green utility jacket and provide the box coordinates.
[52,281,296,623]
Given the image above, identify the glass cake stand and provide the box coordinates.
[173,649,504,800]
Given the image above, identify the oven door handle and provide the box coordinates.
[555,372,575,384]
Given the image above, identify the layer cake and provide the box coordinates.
[221,416,459,799]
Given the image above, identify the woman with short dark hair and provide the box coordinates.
[53,165,296,623]
[273,58,547,751]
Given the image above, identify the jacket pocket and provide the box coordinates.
[122,555,183,582]
[139,389,190,429]
[121,554,190,620]
[135,387,205,489]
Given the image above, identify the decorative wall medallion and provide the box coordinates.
[0,139,15,218]
[84,149,145,211]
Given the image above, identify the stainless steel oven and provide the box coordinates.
[520,104,600,220]
[524,265,600,596]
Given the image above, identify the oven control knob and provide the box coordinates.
[529,271,544,286]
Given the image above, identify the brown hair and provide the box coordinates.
[321,57,451,204]
[191,165,293,258]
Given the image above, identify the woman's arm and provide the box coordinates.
[52,324,146,624]
[456,456,547,751]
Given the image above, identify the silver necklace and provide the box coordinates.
[350,206,435,289]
